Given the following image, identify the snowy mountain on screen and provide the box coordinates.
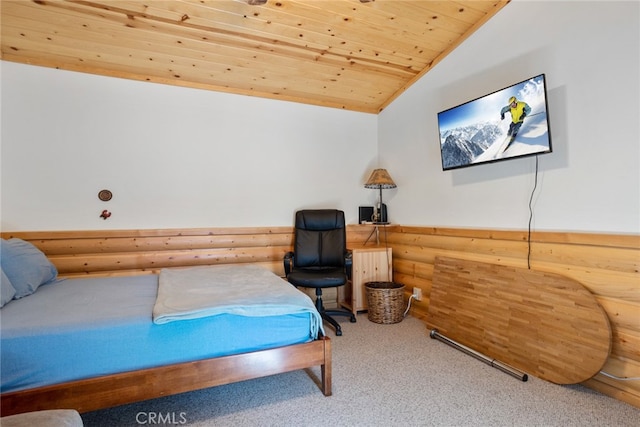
[440,122,502,169]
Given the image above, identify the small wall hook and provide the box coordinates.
[100,210,112,220]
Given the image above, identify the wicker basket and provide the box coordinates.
[365,281,405,324]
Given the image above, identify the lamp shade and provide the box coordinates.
[364,169,397,189]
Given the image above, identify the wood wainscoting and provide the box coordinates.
[384,225,639,409]
[0,225,377,278]
[2,225,638,407]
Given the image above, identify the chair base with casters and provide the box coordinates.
[288,271,356,336]
[284,209,357,336]
[284,255,356,336]
[311,287,356,336]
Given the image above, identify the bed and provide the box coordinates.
[0,238,331,416]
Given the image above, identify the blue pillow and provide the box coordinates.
[1,268,16,307]
[0,238,58,299]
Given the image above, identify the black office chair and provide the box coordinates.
[284,209,357,336]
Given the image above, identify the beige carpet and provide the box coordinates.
[82,314,639,426]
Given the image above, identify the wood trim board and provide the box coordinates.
[426,256,612,384]
[1,337,331,416]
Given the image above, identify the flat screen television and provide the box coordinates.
[437,74,552,171]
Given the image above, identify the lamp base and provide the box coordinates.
[373,203,387,223]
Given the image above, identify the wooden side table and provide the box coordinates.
[339,246,393,315]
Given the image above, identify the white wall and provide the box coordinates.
[379,0,640,234]
[1,63,378,230]
[2,1,638,234]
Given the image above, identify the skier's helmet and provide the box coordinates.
[509,96,517,104]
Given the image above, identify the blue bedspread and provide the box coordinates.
[0,273,319,393]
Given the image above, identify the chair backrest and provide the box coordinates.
[293,210,346,269]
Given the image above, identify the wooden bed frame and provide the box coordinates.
[0,227,339,417]
[1,336,331,416]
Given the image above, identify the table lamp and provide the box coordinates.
[364,169,396,223]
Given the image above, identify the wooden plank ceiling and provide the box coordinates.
[1,0,509,113]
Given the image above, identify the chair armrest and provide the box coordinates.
[345,250,353,279]
[284,251,294,276]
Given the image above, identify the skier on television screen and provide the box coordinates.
[500,96,531,144]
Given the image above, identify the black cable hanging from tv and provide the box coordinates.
[527,155,540,269]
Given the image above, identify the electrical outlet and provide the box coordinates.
[412,287,422,301]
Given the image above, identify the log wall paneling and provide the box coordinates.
[0,225,377,278]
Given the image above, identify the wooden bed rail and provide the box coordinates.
[1,337,331,416]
